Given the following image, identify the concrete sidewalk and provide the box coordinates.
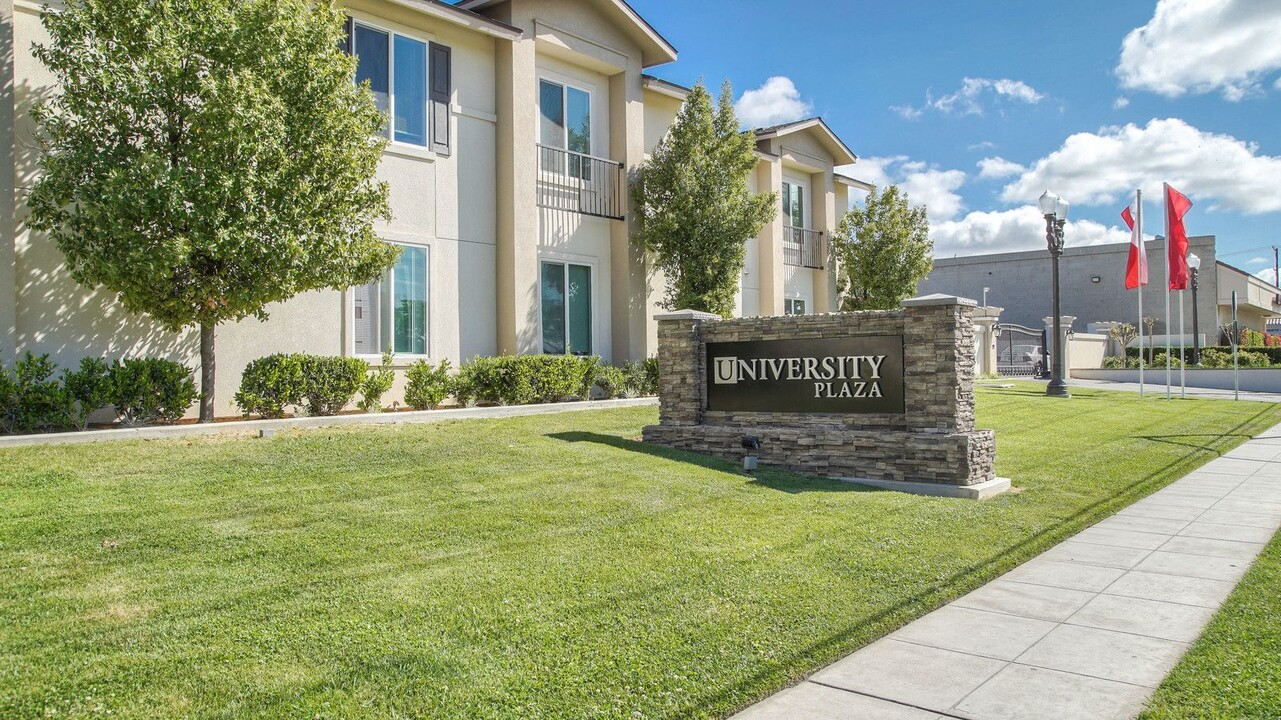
[980,377,1281,403]
[732,426,1281,720]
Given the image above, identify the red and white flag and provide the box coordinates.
[1121,203,1146,290]
[1166,183,1193,290]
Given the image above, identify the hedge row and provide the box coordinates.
[1125,346,1281,366]
[0,352,197,435]
[236,353,659,417]
[234,352,396,419]
[1112,348,1275,369]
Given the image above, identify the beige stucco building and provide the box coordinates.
[0,0,866,417]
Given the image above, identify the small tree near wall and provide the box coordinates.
[27,0,397,422]
[832,185,933,311]
[632,80,776,317]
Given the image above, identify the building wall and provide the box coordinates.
[919,236,1220,336]
[7,0,501,417]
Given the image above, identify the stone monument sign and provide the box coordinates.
[642,294,1007,499]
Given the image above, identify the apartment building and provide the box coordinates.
[0,0,866,415]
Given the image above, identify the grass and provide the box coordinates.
[1139,527,1281,719]
[2,383,1280,719]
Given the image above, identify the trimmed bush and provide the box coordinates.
[110,358,198,426]
[594,364,628,399]
[405,359,453,410]
[63,357,113,429]
[0,352,74,434]
[456,354,596,406]
[302,356,367,416]
[235,354,307,418]
[625,357,659,397]
[358,352,395,413]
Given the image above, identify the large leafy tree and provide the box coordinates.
[832,185,933,311]
[26,0,397,422]
[632,80,775,317]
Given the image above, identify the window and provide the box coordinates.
[782,182,805,228]
[539,79,591,178]
[785,298,807,316]
[350,23,430,147]
[354,244,429,356]
[541,261,592,355]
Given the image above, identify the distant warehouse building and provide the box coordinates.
[917,235,1281,340]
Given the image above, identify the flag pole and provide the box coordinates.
[1164,183,1171,400]
[1137,189,1144,397]
[1179,289,1186,398]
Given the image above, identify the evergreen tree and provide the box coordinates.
[632,80,775,316]
[833,185,933,311]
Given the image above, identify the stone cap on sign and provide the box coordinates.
[654,309,722,322]
[901,293,978,308]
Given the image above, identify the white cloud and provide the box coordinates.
[1113,96,1130,109]
[931,206,1131,257]
[1246,256,1270,267]
[969,141,997,151]
[1257,268,1277,285]
[1000,118,1281,214]
[976,157,1026,180]
[1118,0,1281,100]
[735,76,813,128]
[890,105,924,120]
[840,156,967,222]
[894,77,1045,118]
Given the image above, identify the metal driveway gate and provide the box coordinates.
[996,323,1048,377]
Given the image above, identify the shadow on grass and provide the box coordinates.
[1138,434,1258,454]
[554,404,1281,718]
[546,431,873,495]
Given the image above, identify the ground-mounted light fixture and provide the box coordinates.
[1039,190,1070,398]
[741,435,761,471]
[1091,276,1101,284]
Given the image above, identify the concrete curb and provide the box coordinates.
[837,475,1013,500]
[0,397,660,449]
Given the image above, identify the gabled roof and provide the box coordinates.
[835,173,875,192]
[456,0,677,67]
[753,117,858,167]
[396,0,523,39]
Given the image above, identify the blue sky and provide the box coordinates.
[631,0,1281,277]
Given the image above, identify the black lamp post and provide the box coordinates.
[1189,252,1201,366]
[1039,190,1070,398]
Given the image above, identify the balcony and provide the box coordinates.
[783,226,826,269]
[536,144,627,221]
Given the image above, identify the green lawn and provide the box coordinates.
[1140,525,1281,719]
[3,384,1280,719]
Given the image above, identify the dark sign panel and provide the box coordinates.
[705,336,905,414]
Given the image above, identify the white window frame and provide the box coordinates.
[352,18,432,152]
[538,255,596,357]
[782,176,811,230]
[350,240,431,360]
[537,76,595,157]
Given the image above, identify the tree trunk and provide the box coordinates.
[199,321,216,423]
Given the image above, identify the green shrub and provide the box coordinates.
[301,356,367,416]
[527,355,590,403]
[1101,355,1127,369]
[625,358,660,397]
[457,355,595,406]
[1151,352,1184,370]
[593,364,628,399]
[1239,350,1272,368]
[357,352,396,413]
[405,359,453,410]
[63,356,113,429]
[110,358,198,426]
[235,353,306,418]
[0,352,75,434]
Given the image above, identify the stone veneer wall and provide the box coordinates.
[642,295,996,486]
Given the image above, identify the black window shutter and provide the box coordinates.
[340,16,354,55]
[429,42,452,155]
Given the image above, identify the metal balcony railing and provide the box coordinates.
[536,144,626,221]
[783,226,826,269]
